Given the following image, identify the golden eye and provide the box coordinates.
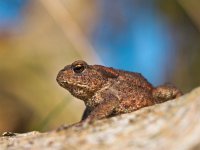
[72,64,85,73]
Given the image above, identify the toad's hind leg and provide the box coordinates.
[152,84,183,103]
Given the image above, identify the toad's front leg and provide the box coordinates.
[82,90,120,123]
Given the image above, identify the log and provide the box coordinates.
[1,87,200,150]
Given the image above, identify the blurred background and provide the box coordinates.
[0,0,200,133]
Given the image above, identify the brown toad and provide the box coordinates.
[56,60,182,122]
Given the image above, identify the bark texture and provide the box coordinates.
[1,87,200,150]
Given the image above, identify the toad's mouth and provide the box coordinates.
[56,71,70,89]
[57,80,69,89]
[56,72,88,92]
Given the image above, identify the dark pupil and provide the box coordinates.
[73,65,84,73]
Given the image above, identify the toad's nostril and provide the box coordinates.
[64,65,71,70]
[60,68,65,72]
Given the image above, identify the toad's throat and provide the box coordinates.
[66,84,95,101]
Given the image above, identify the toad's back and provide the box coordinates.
[93,65,153,91]
[115,69,153,91]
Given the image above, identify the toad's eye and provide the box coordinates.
[72,64,85,73]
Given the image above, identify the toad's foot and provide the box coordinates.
[152,84,183,103]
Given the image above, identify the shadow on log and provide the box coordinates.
[1,87,200,150]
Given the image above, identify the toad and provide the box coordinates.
[56,60,182,122]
